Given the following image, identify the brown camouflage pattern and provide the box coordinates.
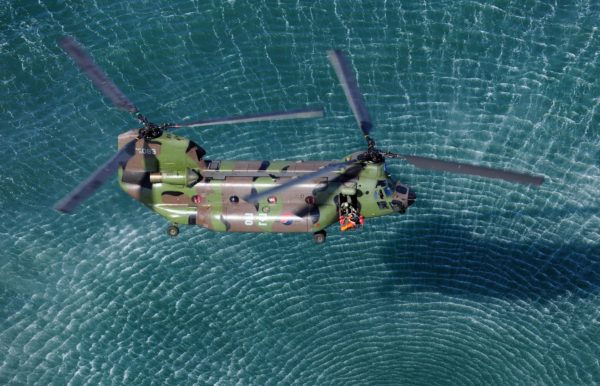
[117,130,412,234]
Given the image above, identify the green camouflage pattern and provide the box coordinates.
[117,130,413,234]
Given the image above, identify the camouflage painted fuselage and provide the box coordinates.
[117,130,413,233]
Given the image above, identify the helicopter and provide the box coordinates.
[55,37,544,243]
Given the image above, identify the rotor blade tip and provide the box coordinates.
[53,202,72,214]
[58,36,79,51]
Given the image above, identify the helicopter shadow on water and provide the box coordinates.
[378,219,600,303]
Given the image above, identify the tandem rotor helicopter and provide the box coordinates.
[55,37,544,243]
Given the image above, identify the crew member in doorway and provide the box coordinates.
[339,202,364,231]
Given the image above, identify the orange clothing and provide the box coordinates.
[340,213,358,231]
[340,220,356,231]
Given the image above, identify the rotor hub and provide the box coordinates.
[136,114,174,140]
[356,135,385,163]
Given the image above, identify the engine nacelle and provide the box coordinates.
[149,168,200,187]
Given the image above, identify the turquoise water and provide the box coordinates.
[2,1,599,384]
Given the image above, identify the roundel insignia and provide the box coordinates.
[280,212,295,225]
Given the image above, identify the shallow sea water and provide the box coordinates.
[1,1,599,384]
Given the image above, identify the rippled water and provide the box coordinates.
[1,1,599,384]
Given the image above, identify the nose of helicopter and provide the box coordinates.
[392,182,416,211]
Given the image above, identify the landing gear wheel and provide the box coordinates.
[313,230,326,244]
[167,225,179,237]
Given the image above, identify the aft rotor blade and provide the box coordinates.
[243,161,359,203]
[327,50,372,136]
[54,139,138,213]
[386,153,544,185]
[170,107,324,128]
[59,36,139,114]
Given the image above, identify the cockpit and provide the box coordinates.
[390,179,416,213]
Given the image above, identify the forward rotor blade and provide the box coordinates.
[59,36,139,113]
[170,107,324,128]
[54,139,138,213]
[385,153,544,185]
[327,50,372,136]
[243,161,359,203]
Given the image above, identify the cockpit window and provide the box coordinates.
[391,200,405,212]
[396,185,407,194]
